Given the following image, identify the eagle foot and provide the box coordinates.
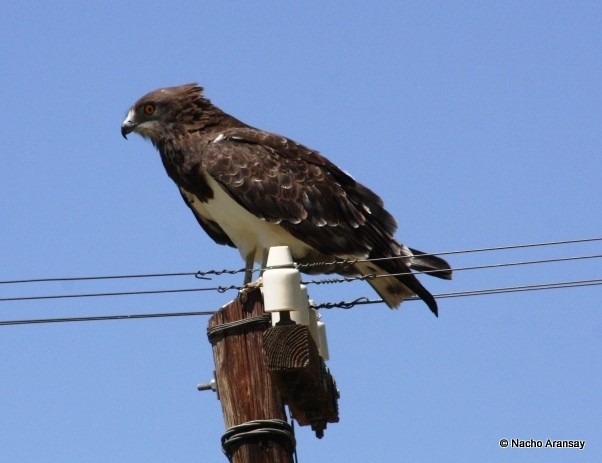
[237,277,264,305]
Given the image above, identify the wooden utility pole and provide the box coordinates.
[207,287,295,463]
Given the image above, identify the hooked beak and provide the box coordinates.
[121,108,138,139]
[121,119,136,139]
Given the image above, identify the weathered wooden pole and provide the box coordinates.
[207,287,295,463]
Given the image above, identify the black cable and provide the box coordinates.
[1,237,599,287]
[315,278,602,309]
[0,271,206,286]
[2,278,600,326]
[207,315,272,345]
[297,237,602,271]
[2,253,600,304]
[0,285,242,303]
[0,310,217,326]
[221,419,296,459]
[302,253,602,285]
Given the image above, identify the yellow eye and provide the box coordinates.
[143,103,155,115]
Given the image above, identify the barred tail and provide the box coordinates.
[354,261,439,316]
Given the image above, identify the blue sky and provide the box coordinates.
[1,2,600,462]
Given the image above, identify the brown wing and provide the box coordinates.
[198,127,403,259]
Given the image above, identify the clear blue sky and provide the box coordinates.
[1,2,600,462]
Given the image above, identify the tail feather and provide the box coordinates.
[354,261,439,316]
[299,245,450,316]
[408,248,453,280]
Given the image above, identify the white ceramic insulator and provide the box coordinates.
[265,246,294,268]
[263,246,303,313]
[317,320,330,361]
[296,284,309,311]
[263,267,302,313]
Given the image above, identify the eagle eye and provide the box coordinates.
[143,103,156,115]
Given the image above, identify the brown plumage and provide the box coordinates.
[121,83,452,316]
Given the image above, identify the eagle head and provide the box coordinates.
[121,83,207,143]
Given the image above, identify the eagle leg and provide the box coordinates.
[239,252,263,304]
[260,249,270,276]
[243,253,255,285]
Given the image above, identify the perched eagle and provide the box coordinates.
[121,83,451,315]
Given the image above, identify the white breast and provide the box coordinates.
[181,173,313,264]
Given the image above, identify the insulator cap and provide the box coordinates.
[263,246,302,313]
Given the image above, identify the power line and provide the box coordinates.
[1,236,600,287]
[0,268,249,286]
[0,285,242,303]
[0,310,217,326]
[413,236,602,258]
[2,277,600,326]
[1,253,600,304]
[315,278,602,308]
[0,271,206,286]
[435,278,602,298]
[302,253,602,285]
[298,236,602,270]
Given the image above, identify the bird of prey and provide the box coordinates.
[121,83,451,316]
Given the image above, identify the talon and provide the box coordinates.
[238,277,263,304]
